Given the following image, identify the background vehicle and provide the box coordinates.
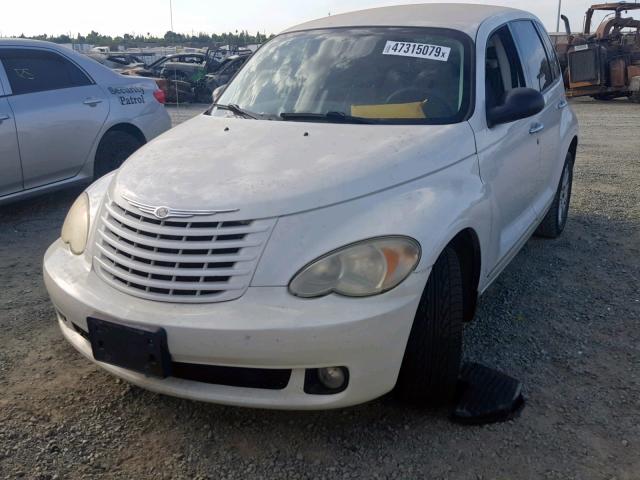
[160,46,252,82]
[90,46,110,54]
[0,39,171,204]
[121,53,208,103]
[559,2,640,101]
[126,52,206,78]
[207,45,254,70]
[87,52,146,72]
[157,47,252,103]
[204,54,249,91]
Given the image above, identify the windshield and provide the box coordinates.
[214,27,472,124]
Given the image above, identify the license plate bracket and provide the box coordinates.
[87,317,172,378]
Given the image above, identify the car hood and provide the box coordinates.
[113,114,477,219]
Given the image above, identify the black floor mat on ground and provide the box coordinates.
[450,362,525,425]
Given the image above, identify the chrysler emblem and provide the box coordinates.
[154,207,170,219]
[122,194,239,219]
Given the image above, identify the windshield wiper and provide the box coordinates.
[213,103,257,119]
[279,111,374,124]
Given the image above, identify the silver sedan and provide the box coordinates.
[0,39,171,205]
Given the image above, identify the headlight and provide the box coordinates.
[289,237,421,298]
[61,193,90,255]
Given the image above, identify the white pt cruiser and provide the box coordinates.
[44,4,579,409]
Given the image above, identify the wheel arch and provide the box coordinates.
[447,228,482,322]
[92,122,147,179]
[425,227,482,323]
[100,122,147,146]
[568,135,578,161]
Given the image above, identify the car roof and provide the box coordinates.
[282,3,527,37]
[0,38,69,48]
[0,38,140,83]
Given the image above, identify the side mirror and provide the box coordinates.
[487,87,545,128]
[211,84,227,104]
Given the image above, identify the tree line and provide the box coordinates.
[19,30,272,48]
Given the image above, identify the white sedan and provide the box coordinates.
[44,4,578,410]
[0,39,171,204]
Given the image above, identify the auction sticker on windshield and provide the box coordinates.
[382,41,451,61]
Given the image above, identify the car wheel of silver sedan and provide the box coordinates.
[94,130,144,179]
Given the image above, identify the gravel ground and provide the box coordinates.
[1,99,639,479]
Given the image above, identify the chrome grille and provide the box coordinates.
[568,47,600,83]
[93,198,274,303]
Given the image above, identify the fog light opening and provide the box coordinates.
[304,367,349,395]
[318,367,345,389]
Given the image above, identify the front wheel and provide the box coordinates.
[535,151,574,238]
[396,247,464,406]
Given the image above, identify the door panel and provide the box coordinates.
[0,47,109,189]
[535,82,565,214]
[510,20,562,216]
[0,98,23,196]
[477,119,541,262]
[9,84,108,188]
[477,25,541,266]
[535,22,567,213]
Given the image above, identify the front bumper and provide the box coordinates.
[44,239,428,409]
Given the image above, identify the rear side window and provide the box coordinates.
[0,48,91,95]
[510,20,554,92]
[534,22,562,82]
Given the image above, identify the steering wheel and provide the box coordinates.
[385,87,455,117]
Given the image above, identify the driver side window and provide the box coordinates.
[485,26,526,111]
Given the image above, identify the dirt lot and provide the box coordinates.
[1,100,639,479]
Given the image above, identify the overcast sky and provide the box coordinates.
[2,0,638,38]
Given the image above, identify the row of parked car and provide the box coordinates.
[90,46,253,103]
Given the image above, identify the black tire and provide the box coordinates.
[535,151,574,239]
[396,247,464,406]
[629,93,640,104]
[592,94,616,101]
[94,130,144,179]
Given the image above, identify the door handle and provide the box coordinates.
[529,122,545,134]
[83,98,103,106]
[557,99,569,110]
[0,113,9,122]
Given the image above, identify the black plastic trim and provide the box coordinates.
[74,322,292,390]
[172,363,291,390]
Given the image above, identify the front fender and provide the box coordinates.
[252,155,491,287]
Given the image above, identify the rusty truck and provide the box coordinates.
[558,2,640,102]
